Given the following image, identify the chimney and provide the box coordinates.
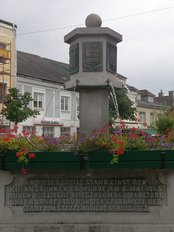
[158,89,163,97]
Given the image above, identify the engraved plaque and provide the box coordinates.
[69,43,79,74]
[106,42,117,74]
[5,177,166,213]
[83,42,103,72]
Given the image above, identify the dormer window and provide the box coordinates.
[0,42,7,49]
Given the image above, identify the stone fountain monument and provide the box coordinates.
[0,14,174,232]
[64,13,122,134]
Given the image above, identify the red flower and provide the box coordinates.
[28,153,36,159]
[131,127,136,132]
[117,141,124,146]
[116,147,124,155]
[21,147,28,153]
[2,137,9,142]
[130,133,138,139]
[21,168,28,175]
[16,152,23,158]
[8,133,16,138]
[22,130,31,136]
[112,136,117,142]
[0,128,7,133]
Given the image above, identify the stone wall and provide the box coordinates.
[0,169,174,232]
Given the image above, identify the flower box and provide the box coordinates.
[87,150,174,169]
[0,152,80,171]
[1,150,174,171]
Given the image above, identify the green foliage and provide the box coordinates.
[124,134,148,150]
[1,88,39,125]
[109,87,136,121]
[155,114,174,134]
[0,132,44,153]
[166,107,174,119]
[73,127,125,164]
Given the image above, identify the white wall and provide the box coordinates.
[17,76,79,137]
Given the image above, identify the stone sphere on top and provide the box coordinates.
[85,13,102,27]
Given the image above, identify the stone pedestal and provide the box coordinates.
[0,169,174,231]
[79,88,109,134]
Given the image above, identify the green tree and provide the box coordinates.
[1,88,39,129]
[109,87,136,122]
[155,109,174,134]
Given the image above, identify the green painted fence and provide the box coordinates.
[0,150,174,171]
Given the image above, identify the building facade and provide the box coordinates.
[17,51,79,137]
[0,18,79,137]
[117,79,165,129]
[154,90,174,108]
[0,19,17,126]
[136,90,164,128]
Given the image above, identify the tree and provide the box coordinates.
[155,108,174,134]
[1,88,39,129]
[109,87,136,122]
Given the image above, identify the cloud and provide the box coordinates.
[0,0,174,95]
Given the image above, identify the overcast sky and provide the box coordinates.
[0,0,174,96]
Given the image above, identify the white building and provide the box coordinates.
[17,51,79,137]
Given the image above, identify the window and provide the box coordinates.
[34,92,44,109]
[139,112,146,124]
[43,126,54,137]
[150,113,155,127]
[60,127,70,137]
[61,96,70,111]
[76,98,79,113]
[23,126,34,133]
[0,83,7,103]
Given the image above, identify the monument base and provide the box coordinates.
[0,169,173,231]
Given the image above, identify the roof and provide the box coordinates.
[127,84,138,92]
[44,58,69,76]
[0,19,17,28]
[139,89,155,97]
[17,51,70,84]
[17,51,126,86]
[136,100,164,109]
[117,73,127,80]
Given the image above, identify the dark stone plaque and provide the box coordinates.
[5,177,166,213]
[82,42,103,72]
[106,42,117,74]
[69,43,79,74]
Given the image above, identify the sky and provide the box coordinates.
[0,0,174,96]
